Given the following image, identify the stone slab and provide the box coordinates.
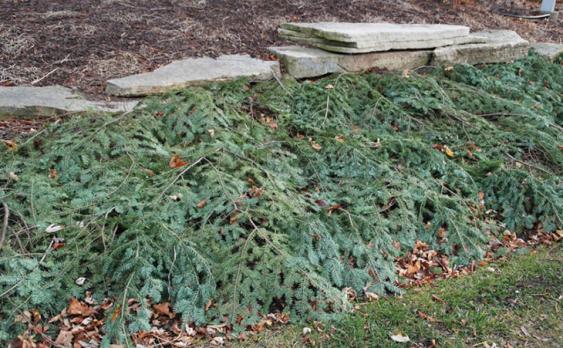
[106,55,280,97]
[540,0,556,13]
[270,46,432,79]
[432,30,529,65]
[280,30,487,54]
[531,43,563,61]
[0,86,138,119]
[279,22,470,50]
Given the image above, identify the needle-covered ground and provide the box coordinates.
[0,53,561,345]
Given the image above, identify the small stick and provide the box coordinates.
[157,157,206,202]
[0,202,8,250]
[504,152,551,175]
[31,68,59,85]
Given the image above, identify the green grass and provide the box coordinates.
[239,245,563,347]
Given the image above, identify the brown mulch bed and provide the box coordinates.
[1,0,561,97]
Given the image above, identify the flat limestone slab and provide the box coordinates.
[433,30,529,65]
[531,43,563,61]
[279,22,470,51]
[106,55,281,97]
[280,30,486,54]
[0,86,138,119]
[270,46,432,79]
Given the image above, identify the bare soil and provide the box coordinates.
[1,0,561,97]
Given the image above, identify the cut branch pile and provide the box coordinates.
[0,52,561,345]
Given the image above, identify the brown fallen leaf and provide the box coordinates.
[365,292,379,301]
[2,139,17,150]
[437,227,447,240]
[334,135,345,143]
[197,199,208,209]
[153,302,175,319]
[54,329,73,348]
[49,168,58,180]
[169,154,188,169]
[406,261,421,275]
[111,305,121,321]
[417,311,436,322]
[310,140,322,151]
[444,145,455,158]
[67,297,94,316]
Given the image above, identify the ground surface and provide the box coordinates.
[1,0,561,96]
[241,245,563,347]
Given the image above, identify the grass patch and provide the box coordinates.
[241,245,563,347]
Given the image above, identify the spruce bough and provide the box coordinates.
[0,53,561,342]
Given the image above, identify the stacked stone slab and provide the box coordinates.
[270,46,433,79]
[272,22,531,79]
[278,23,484,53]
[433,30,529,65]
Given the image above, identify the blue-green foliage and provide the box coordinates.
[0,53,561,342]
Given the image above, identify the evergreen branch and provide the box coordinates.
[157,156,206,202]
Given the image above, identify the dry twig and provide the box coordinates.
[0,202,9,250]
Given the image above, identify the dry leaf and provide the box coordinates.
[111,305,121,321]
[444,145,455,158]
[335,135,345,143]
[169,154,188,168]
[310,140,322,151]
[185,325,197,336]
[390,333,410,343]
[67,298,94,316]
[54,329,73,348]
[229,213,239,225]
[437,227,446,240]
[211,337,225,346]
[197,199,208,209]
[365,292,379,301]
[343,287,356,301]
[49,168,58,179]
[45,224,64,233]
[169,193,183,201]
[8,172,19,181]
[418,311,436,322]
[478,191,485,207]
[370,139,381,149]
[52,238,65,250]
[205,299,214,311]
[407,261,421,275]
[153,302,175,319]
[2,139,17,150]
[143,168,155,177]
